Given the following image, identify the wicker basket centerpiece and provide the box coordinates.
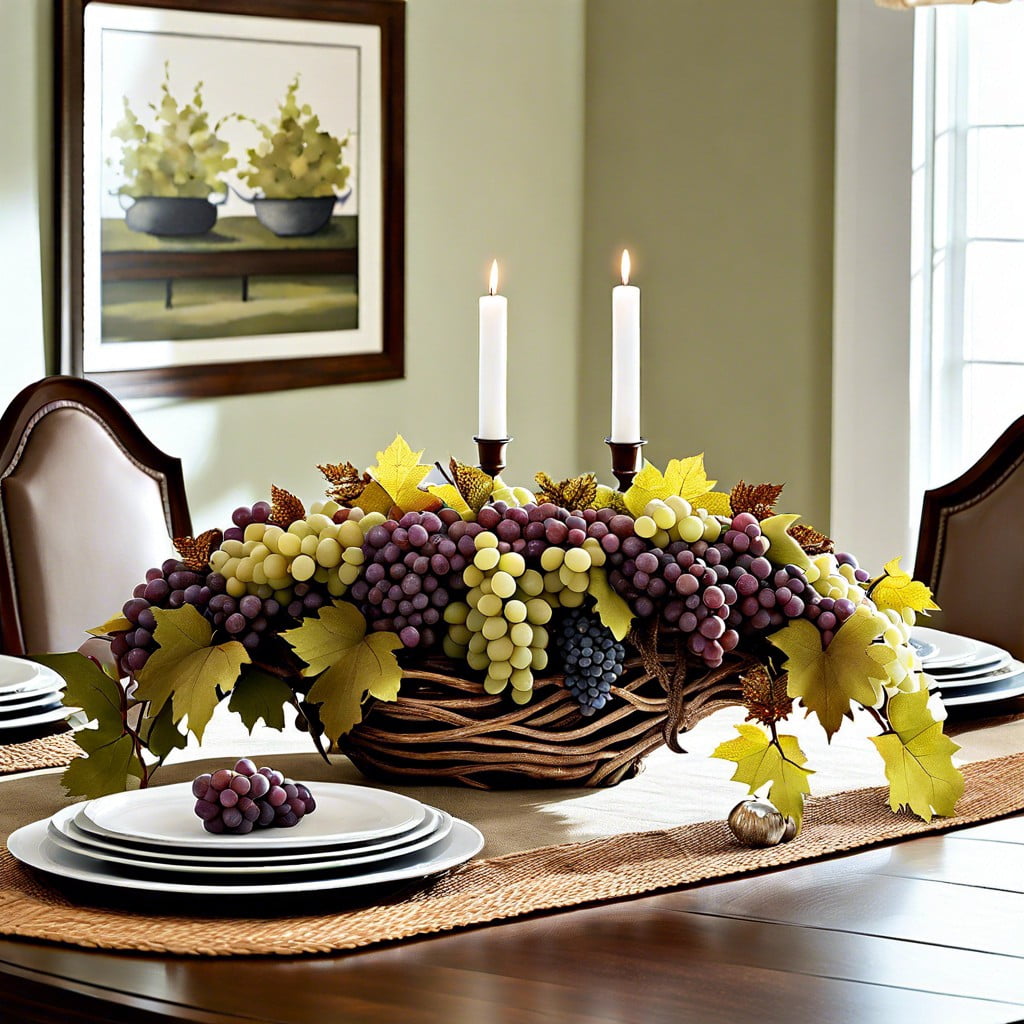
[56,436,963,831]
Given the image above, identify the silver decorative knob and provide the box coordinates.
[727,798,796,847]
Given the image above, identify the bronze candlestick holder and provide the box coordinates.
[605,438,647,491]
[475,436,512,478]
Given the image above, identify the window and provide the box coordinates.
[912,3,1024,501]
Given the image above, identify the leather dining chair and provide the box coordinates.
[913,413,1024,659]
[0,376,191,656]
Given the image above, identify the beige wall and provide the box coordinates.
[1,1,837,533]
[580,0,836,530]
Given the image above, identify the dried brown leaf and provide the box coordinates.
[173,528,223,571]
[730,481,784,521]
[269,484,306,528]
[789,523,834,555]
[741,664,793,726]
[318,461,371,505]
[534,471,598,511]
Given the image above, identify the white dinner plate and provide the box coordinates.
[0,705,69,733]
[8,817,484,896]
[911,626,982,669]
[0,691,64,716]
[62,800,448,864]
[0,655,43,692]
[79,782,427,852]
[47,805,453,877]
[925,650,1014,683]
[935,667,1024,706]
[0,685,64,709]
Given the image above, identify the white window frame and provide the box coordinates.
[831,0,917,572]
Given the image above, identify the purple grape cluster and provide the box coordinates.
[555,608,626,715]
[192,758,317,835]
[350,508,473,649]
[112,558,216,675]
[609,512,813,669]
[476,502,631,562]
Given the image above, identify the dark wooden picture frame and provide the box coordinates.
[57,0,405,399]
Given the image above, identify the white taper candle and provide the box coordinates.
[611,250,641,443]
[478,260,508,439]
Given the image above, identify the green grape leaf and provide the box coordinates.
[869,557,940,616]
[141,699,189,760]
[306,632,403,740]
[770,605,887,738]
[30,652,123,725]
[28,654,143,798]
[870,688,964,821]
[760,514,816,574]
[624,455,716,518]
[281,602,368,676]
[61,734,141,800]
[228,667,295,733]
[588,567,634,641]
[87,613,133,637]
[712,723,814,831]
[133,605,249,743]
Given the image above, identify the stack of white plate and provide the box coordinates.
[912,626,1024,707]
[0,655,67,734]
[7,781,483,901]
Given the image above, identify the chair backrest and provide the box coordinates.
[913,413,1024,659]
[0,377,191,655]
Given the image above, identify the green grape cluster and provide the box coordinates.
[443,533,551,704]
[209,502,382,603]
[237,76,351,199]
[111,64,236,199]
[632,497,723,548]
[537,536,608,609]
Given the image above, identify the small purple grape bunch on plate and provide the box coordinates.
[192,759,317,835]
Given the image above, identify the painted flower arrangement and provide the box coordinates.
[59,436,962,835]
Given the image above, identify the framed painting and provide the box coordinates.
[57,0,405,398]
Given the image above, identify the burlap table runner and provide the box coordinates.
[0,729,79,777]
[0,709,1022,957]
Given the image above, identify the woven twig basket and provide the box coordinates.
[340,634,758,789]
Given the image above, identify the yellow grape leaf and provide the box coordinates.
[133,605,249,743]
[281,602,367,676]
[88,613,133,637]
[368,435,442,515]
[306,632,403,739]
[588,567,634,641]
[760,513,815,576]
[712,723,813,832]
[427,482,473,519]
[624,455,717,518]
[870,688,963,821]
[356,480,395,516]
[870,557,940,615]
[693,490,732,516]
[770,604,888,738]
[593,485,628,513]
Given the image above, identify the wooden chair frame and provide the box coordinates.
[914,412,1024,594]
[0,376,192,655]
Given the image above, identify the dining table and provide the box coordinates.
[1,698,1023,1024]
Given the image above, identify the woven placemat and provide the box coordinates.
[0,730,79,777]
[0,751,1021,957]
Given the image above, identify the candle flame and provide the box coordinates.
[489,260,499,296]
[620,249,631,286]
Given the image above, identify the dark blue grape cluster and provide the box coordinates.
[555,608,626,716]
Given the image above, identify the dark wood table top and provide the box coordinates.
[1,814,1022,1023]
